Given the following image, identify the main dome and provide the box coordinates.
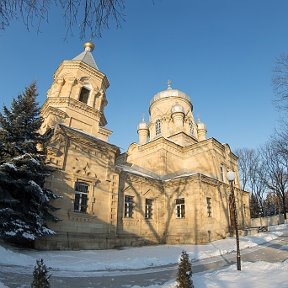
[150,82,191,106]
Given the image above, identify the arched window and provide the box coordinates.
[155,119,161,135]
[74,181,89,213]
[189,121,194,135]
[79,87,90,104]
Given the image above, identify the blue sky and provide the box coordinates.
[0,0,287,152]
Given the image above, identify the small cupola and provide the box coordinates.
[137,117,149,145]
[137,120,149,130]
[171,102,185,114]
[197,118,207,141]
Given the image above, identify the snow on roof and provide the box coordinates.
[117,164,217,182]
[164,171,217,181]
[116,164,159,180]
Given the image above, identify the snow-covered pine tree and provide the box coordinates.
[176,250,194,288]
[31,258,51,288]
[0,83,59,244]
[0,83,43,162]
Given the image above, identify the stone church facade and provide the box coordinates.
[36,42,250,250]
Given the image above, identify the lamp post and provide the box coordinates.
[227,170,241,271]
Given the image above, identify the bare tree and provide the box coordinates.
[273,53,288,111]
[271,53,288,218]
[0,0,125,38]
[236,148,267,216]
[250,157,267,214]
[260,141,288,219]
[235,148,255,191]
[274,121,288,158]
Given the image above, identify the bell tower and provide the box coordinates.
[41,41,112,141]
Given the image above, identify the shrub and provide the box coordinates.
[31,259,51,288]
[176,250,194,288]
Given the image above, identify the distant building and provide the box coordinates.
[36,42,250,250]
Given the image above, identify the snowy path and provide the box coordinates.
[0,225,287,287]
[1,236,288,287]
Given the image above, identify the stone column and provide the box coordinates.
[64,77,76,98]
[48,78,65,98]
[137,126,149,145]
[172,112,184,132]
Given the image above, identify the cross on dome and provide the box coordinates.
[167,80,172,90]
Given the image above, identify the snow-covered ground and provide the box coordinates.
[138,261,288,288]
[0,224,287,287]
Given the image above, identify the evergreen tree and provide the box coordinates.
[176,250,194,288]
[0,83,43,162]
[31,259,51,288]
[0,83,59,243]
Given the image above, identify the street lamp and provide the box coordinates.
[227,170,241,271]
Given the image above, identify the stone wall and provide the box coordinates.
[250,213,288,227]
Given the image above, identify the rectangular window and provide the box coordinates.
[79,87,90,104]
[189,121,194,135]
[74,181,89,213]
[145,199,153,219]
[207,197,212,217]
[155,119,161,135]
[124,195,134,218]
[176,198,185,218]
[220,165,224,182]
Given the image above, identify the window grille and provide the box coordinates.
[155,119,161,135]
[176,198,185,218]
[145,199,153,219]
[189,121,194,135]
[124,195,134,218]
[207,197,212,217]
[74,182,89,213]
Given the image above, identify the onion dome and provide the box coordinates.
[150,80,191,106]
[171,102,185,114]
[137,121,148,130]
[137,116,148,130]
[197,118,206,130]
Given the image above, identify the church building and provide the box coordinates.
[36,42,250,250]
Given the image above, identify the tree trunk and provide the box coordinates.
[282,195,287,220]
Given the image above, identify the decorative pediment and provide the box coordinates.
[42,106,69,119]
[168,132,198,147]
[142,188,161,199]
[72,158,97,177]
